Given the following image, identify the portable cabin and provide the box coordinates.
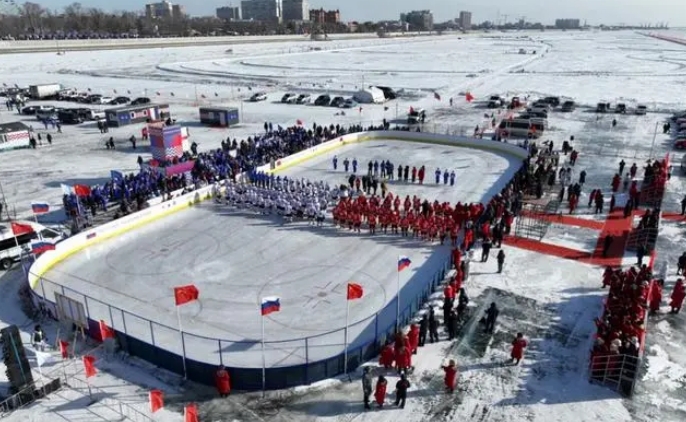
[353,87,385,104]
[105,104,170,128]
[199,106,239,127]
[0,122,31,151]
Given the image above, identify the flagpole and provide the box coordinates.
[0,178,19,249]
[396,257,401,330]
[343,296,350,376]
[176,306,187,379]
[261,313,266,397]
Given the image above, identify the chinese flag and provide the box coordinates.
[83,355,97,378]
[149,390,164,413]
[347,283,363,300]
[59,340,69,359]
[184,403,199,422]
[99,320,115,340]
[74,184,91,197]
[174,285,199,306]
[465,92,475,102]
[11,222,34,236]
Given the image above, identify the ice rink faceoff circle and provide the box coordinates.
[258,265,388,332]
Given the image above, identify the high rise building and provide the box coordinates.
[216,6,241,20]
[145,0,185,19]
[458,11,472,30]
[309,8,339,24]
[555,19,581,29]
[282,0,309,21]
[240,0,282,22]
[400,10,433,31]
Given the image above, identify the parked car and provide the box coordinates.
[57,110,83,124]
[674,138,686,149]
[616,103,627,114]
[249,92,267,102]
[36,109,58,121]
[341,98,358,109]
[296,94,311,104]
[635,105,647,115]
[541,96,561,107]
[596,102,611,113]
[281,93,296,103]
[96,96,113,104]
[110,96,130,105]
[560,100,576,112]
[314,94,331,106]
[130,97,151,105]
[85,94,103,104]
[487,95,503,108]
[330,96,345,107]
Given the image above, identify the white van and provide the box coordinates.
[0,221,65,270]
[497,119,545,139]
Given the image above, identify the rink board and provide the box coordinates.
[29,131,526,390]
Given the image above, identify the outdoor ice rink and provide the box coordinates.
[38,139,520,367]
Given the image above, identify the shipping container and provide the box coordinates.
[28,84,62,99]
[199,106,239,127]
[105,104,170,128]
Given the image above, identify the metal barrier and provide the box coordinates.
[30,257,452,391]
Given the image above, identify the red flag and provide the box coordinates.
[296,119,303,126]
[174,284,199,306]
[59,340,69,359]
[149,390,164,413]
[184,403,199,422]
[465,92,474,102]
[434,92,441,101]
[74,184,91,197]
[99,320,115,340]
[83,355,97,378]
[347,283,363,300]
[11,222,34,236]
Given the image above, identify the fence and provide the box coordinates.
[30,256,452,391]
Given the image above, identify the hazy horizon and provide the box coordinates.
[21,0,686,27]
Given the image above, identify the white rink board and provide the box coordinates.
[39,139,520,368]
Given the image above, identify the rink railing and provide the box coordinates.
[26,129,528,390]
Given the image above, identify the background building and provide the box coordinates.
[309,8,339,25]
[145,1,185,19]
[555,19,581,29]
[400,10,433,31]
[458,11,472,30]
[216,6,241,20]
[240,0,282,22]
[282,0,308,21]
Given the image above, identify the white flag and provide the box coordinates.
[60,183,74,196]
[35,351,55,367]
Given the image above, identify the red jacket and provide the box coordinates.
[214,369,231,394]
[511,338,527,360]
[671,283,685,308]
[379,344,394,367]
[374,379,387,405]
[408,325,419,353]
[443,364,457,389]
[444,285,455,300]
[395,347,410,369]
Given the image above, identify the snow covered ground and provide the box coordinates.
[1,30,686,421]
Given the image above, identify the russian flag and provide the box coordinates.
[31,241,55,255]
[398,256,412,272]
[31,202,50,214]
[261,297,280,316]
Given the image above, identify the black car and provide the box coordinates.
[561,100,576,112]
[542,96,561,107]
[57,110,83,124]
[314,94,331,106]
[374,86,397,100]
[131,97,151,105]
[21,106,38,115]
[110,96,131,105]
[330,96,345,107]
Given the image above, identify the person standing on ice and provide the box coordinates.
[374,375,387,408]
[442,359,458,393]
[510,333,527,365]
[380,160,386,178]
[484,302,499,333]
[214,365,231,397]
[428,308,439,343]
[362,366,373,410]
[397,165,403,180]
[332,155,338,170]
[443,169,449,185]
[343,157,350,172]
[670,279,685,313]
[418,314,428,347]
[450,170,456,186]
[435,167,441,184]
[352,158,358,173]
[619,159,626,175]
[497,249,506,273]
[394,374,410,409]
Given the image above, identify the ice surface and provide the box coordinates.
[39,140,519,367]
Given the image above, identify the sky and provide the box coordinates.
[30,0,686,26]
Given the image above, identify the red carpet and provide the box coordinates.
[662,212,685,222]
[519,210,605,230]
[503,236,593,262]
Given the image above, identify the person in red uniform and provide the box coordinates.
[510,333,527,365]
[395,346,410,374]
[374,375,388,407]
[411,167,417,183]
[418,166,425,184]
[442,359,458,393]
[649,279,663,314]
[452,248,462,270]
[670,279,686,313]
[408,324,420,355]
[214,365,231,397]
[379,343,395,368]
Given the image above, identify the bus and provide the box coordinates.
[496,119,546,139]
[0,221,65,270]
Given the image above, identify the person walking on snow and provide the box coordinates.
[374,375,387,408]
[332,155,338,170]
[362,366,373,409]
[484,302,499,333]
[450,170,456,186]
[343,157,350,172]
[443,169,449,185]
[497,249,506,273]
[442,359,458,393]
[394,374,411,409]
[510,333,528,365]
[670,279,685,314]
